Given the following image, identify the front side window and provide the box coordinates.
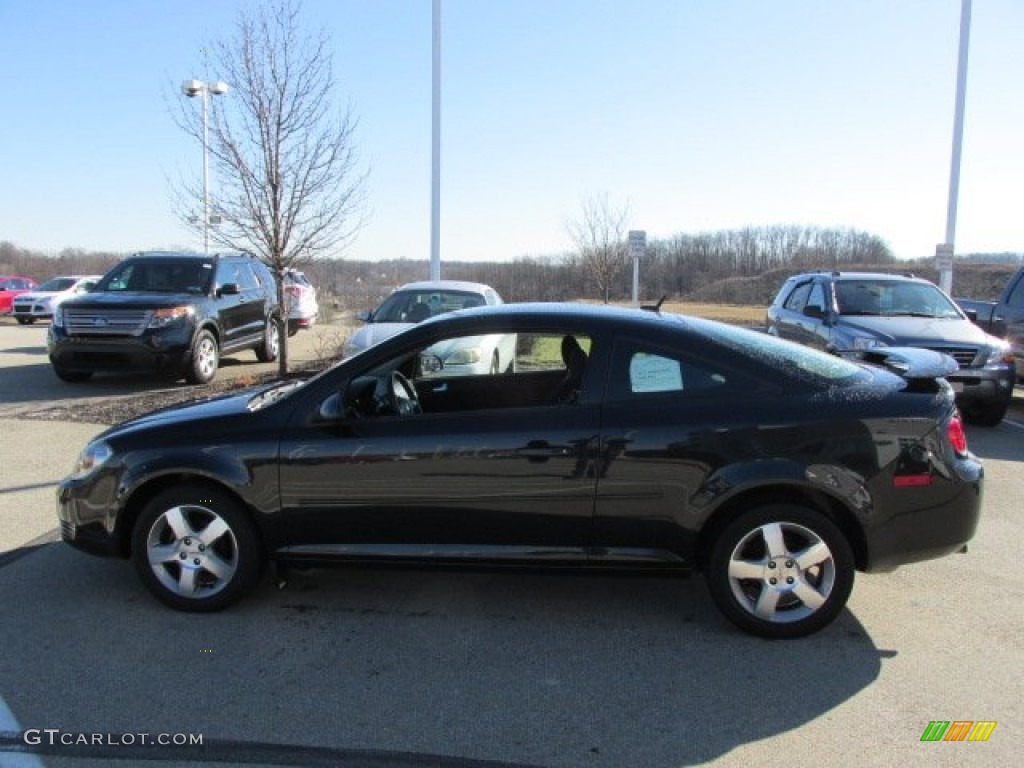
[338,330,593,419]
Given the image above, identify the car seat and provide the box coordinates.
[553,335,587,404]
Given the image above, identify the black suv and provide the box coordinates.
[48,252,281,385]
[766,270,1016,425]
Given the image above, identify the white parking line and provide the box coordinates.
[1001,417,1024,431]
[0,695,46,766]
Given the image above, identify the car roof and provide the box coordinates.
[793,270,927,283]
[394,279,498,294]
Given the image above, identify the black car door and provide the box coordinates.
[275,331,601,559]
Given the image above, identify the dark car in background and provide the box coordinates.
[48,251,281,384]
[767,271,1016,425]
[57,304,982,638]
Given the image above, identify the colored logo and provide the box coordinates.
[920,721,997,742]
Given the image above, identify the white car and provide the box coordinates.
[284,269,318,336]
[342,280,515,375]
[11,275,102,324]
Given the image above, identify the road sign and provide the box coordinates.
[628,230,647,259]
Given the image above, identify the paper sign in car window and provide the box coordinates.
[630,353,683,393]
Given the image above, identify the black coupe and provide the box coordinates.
[58,303,983,638]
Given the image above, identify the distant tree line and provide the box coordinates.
[7,226,1018,310]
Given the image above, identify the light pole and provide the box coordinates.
[182,79,229,254]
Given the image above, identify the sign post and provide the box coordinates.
[628,230,647,306]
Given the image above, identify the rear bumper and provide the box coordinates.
[864,454,984,572]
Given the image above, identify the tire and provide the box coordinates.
[706,504,855,639]
[962,401,1008,427]
[186,329,219,384]
[16,317,32,325]
[131,483,263,612]
[53,365,92,382]
[256,317,280,362]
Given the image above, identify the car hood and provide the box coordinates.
[61,292,206,310]
[101,388,257,439]
[345,322,412,353]
[15,290,64,301]
[840,316,996,347]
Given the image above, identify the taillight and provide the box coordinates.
[947,412,968,457]
[286,285,301,298]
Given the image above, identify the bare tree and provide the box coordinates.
[565,194,631,303]
[173,0,367,374]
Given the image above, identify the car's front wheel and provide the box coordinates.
[706,505,854,638]
[186,329,219,384]
[131,483,263,612]
[16,317,33,325]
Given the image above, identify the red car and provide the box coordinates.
[0,275,38,314]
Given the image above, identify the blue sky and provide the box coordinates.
[1,0,1021,263]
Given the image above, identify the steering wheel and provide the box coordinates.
[386,371,421,416]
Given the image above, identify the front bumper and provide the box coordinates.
[56,469,127,558]
[947,366,1016,407]
[48,327,193,375]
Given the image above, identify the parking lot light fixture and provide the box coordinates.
[182,79,229,254]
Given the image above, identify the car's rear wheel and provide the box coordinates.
[53,365,92,382]
[131,483,263,612]
[706,504,854,638]
[186,330,219,384]
[256,317,280,362]
[16,317,33,325]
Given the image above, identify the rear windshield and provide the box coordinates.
[685,316,868,384]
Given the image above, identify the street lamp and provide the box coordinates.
[182,78,229,254]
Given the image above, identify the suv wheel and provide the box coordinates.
[186,330,219,384]
[256,317,280,363]
[706,504,854,638]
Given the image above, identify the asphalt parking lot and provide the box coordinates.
[0,316,1021,767]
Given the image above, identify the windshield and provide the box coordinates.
[372,289,487,323]
[37,277,78,292]
[834,280,961,319]
[98,260,214,294]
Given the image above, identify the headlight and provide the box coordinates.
[851,337,886,351]
[148,306,194,329]
[445,348,482,365]
[52,307,65,328]
[985,342,1014,367]
[69,440,113,480]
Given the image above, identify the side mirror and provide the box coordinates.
[803,305,825,320]
[418,353,444,375]
[963,308,978,322]
[218,283,241,296]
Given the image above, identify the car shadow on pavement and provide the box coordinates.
[1,545,883,768]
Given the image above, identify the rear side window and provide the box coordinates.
[782,282,812,312]
[608,340,734,402]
